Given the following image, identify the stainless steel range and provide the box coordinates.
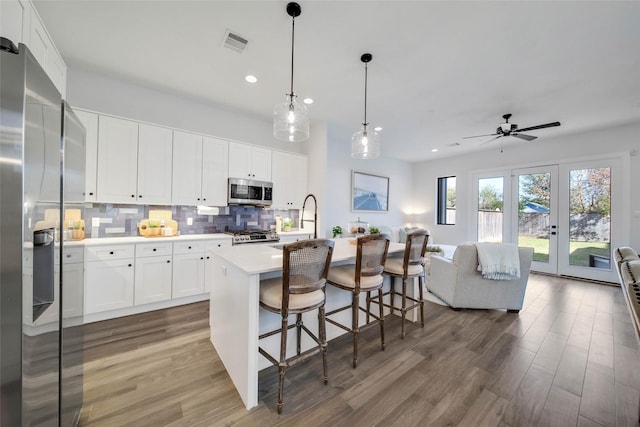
[227,230,280,245]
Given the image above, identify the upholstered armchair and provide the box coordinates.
[428,243,534,312]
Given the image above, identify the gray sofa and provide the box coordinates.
[428,243,534,312]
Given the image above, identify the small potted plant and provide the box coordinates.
[282,218,293,232]
[332,225,343,238]
[148,221,160,236]
[368,226,380,234]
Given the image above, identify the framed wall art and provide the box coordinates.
[351,171,389,212]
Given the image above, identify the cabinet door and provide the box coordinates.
[96,116,138,203]
[75,110,98,202]
[172,253,205,298]
[201,136,228,206]
[204,240,232,293]
[271,151,290,208]
[62,262,84,319]
[0,0,27,46]
[228,142,251,179]
[134,256,172,305]
[137,124,173,204]
[289,153,308,209]
[172,131,203,205]
[85,259,134,314]
[250,146,272,181]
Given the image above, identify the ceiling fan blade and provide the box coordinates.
[516,121,561,133]
[480,135,503,145]
[512,133,537,141]
[462,133,499,140]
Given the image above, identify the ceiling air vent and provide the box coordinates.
[223,30,248,53]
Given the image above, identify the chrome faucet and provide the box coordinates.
[300,193,318,239]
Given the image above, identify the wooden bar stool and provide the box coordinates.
[373,229,429,339]
[325,234,390,368]
[258,239,334,414]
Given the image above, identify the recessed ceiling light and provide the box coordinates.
[374,126,382,131]
[303,98,314,104]
[245,75,257,83]
[431,148,439,152]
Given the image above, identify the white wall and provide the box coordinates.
[413,122,640,249]
[65,67,306,154]
[322,124,414,239]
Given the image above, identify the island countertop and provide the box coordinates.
[209,238,406,275]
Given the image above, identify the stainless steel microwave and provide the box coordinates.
[228,178,273,206]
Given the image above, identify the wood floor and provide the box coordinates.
[79,274,640,426]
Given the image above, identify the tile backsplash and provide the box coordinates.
[81,204,300,238]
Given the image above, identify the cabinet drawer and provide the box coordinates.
[61,247,84,264]
[173,241,204,255]
[136,242,172,258]
[205,239,232,250]
[86,244,134,262]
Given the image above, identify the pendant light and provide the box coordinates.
[273,2,309,142]
[351,53,380,159]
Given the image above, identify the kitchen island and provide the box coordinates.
[208,238,405,409]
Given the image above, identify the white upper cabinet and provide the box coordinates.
[201,136,229,206]
[271,151,308,209]
[1,0,67,96]
[172,131,203,205]
[96,116,172,204]
[74,110,98,202]
[228,142,272,181]
[97,116,139,203]
[172,132,228,206]
[137,123,173,204]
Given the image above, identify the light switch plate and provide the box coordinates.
[92,217,100,227]
[187,217,193,226]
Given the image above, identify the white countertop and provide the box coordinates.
[82,233,233,246]
[209,238,405,275]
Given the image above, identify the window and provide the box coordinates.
[436,176,456,225]
[477,177,504,242]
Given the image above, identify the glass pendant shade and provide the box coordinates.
[351,125,380,159]
[274,94,309,142]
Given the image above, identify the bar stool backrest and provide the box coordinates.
[356,234,391,281]
[282,239,335,313]
[404,229,430,270]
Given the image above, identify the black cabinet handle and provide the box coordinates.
[203,198,206,201]
[188,246,192,249]
[200,257,204,260]
[109,251,114,255]
[206,256,210,259]
[153,248,157,252]
[89,192,94,196]
[167,260,170,263]
[217,244,221,247]
[138,195,142,198]
[128,264,132,267]
[131,195,135,198]
[197,198,200,201]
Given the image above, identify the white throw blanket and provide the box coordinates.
[474,243,520,280]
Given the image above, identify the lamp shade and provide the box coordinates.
[274,94,309,142]
[351,125,380,159]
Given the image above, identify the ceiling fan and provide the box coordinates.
[463,113,561,144]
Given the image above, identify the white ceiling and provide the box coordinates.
[34,0,640,162]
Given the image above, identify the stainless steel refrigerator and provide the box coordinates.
[1,37,85,426]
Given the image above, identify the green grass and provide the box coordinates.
[517,236,610,266]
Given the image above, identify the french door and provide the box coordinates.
[476,157,623,283]
[512,159,621,282]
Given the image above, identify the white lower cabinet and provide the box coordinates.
[134,242,172,305]
[172,241,206,298]
[85,244,135,314]
[204,239,232,292]
[85,258,134,314]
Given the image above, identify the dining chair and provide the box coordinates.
[258,238,334,414]
[325,233,390,368]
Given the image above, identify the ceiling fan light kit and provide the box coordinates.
[463,113,561,149]
[273,2,310,142]
[352,53,380,159]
